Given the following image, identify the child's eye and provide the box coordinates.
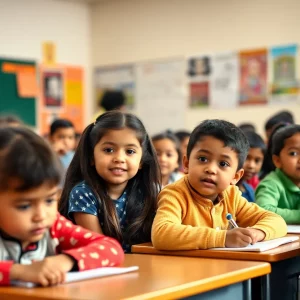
[255,158,262,164]
[104,148,114,153]
[45,198,56,205]
[17,204,30,211]
[198,156,207,162]
[289,151,298,156]
[219,161,229,168]
[126,149,136,155]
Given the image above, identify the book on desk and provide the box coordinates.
[210,236,299,252]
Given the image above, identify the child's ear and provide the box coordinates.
[139,162,143,170]
[183,155,189,174]
[272,154,281,169]
[230,168,244,185]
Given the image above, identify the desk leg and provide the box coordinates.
[261,274,270,300]
[243,279,251,300]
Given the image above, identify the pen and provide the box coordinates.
[226,213,239,228]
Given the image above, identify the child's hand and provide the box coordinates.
[225,228,258,248]
[10,254,74,286]
[247,228,266,244]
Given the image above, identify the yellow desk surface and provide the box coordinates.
[131,238,300,262]
[0,254,270,300]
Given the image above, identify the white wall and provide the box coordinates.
[91,0,300,137]
[0,0,92,126]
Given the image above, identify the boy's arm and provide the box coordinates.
[234,189,287,240]
[52,214,124,270]
[255,181,300,224]
[151,190,226,250]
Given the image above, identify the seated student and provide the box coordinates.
[237,131,266,201]
[174,130,191,172]
[0,126,124,286]
[49,119,76,169]
[151,119,287,250]
[256,124,300,224]
[152,131,184,188]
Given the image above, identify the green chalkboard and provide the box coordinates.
[0,58,36,126]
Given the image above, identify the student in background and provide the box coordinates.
[174,130,191,172]
[256,125,300,224]
[0,126,124,286]
[49,119,76,169]
[238,122,256,133]
[151,119,286,250]
[264,110,294,142]
[259,122,289,180]
[152,131,184,188]
[0,114,23,127]
[237,131,266,201]
[59,111,161,252]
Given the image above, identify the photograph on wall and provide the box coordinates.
[210,52,239,109]
[187,55,211,107]
[239,49,267,105]
[270,44,298,96]
[95,65,135,110]
[42,69,64,109]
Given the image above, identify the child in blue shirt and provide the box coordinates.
[59,111,161,252]
[237,131,266,202]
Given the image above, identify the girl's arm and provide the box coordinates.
[74,212,103,234]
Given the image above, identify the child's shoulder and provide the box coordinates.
[259,169,295,190]
[70,181,94,194]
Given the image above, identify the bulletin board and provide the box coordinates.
[0,57,37,126]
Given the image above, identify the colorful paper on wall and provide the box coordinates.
[187,55,211,107]
[239,49,267,105]
[210,52,239,109]
[95,65,135,110]
[42,41,56,65]
[270,44,298,95]
[17,72,38,98]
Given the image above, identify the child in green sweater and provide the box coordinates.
[256,124,300,223]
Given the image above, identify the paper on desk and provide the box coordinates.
[210,236,299,252]
[287,225,300,233]
[12,266,139,288]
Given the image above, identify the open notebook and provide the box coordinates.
[287,225,300,233]
[12,266,139,288]
[210,236,299,252]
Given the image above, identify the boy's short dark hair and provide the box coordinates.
[272,124,300,156]
[174,130,191,142]
[243,131,266,154]
[238,123,256,133]
[50,119,74,136]
[187,119,249,170]
[99,91,125,111]
[265,110,294,131]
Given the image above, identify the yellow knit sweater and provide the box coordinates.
[152,176,287,250]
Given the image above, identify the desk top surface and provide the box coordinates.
[0,254,270,300]
[132,237,300,262]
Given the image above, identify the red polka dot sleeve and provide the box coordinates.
[50,214,124,271]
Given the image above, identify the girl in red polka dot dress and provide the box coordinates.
[0,126,124,286]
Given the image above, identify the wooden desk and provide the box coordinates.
[132,241,300,300]
[0,254,270,300]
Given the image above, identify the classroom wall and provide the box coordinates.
[0,0,92,127]
[91,0,300,137]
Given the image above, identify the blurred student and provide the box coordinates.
[49,119,76,169]
[152,119,286,250]
[59,111,160,252]
[0,114,23,127]
[0,126,124,286]
[256,125,300,224]
[238,122,256,133]
[237,131,266,201]
[152,131,184,188]
[174,130,191,171]
[264,110,294,142]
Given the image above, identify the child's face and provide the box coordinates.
[243,148,264,181]
[93,128,143,196]
[0,181,59,248]
[50,127,76,152]
[273,132,300,187]
[153,138,179,178]
[183,136,243,201]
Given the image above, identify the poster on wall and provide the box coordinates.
[187,55,211,108]
[42,69,64,109]
[239,48,268,105]
[210,52,239,109]
[94,65,135,110]
[270,44,298,103]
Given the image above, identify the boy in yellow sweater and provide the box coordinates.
[151,119,287,250]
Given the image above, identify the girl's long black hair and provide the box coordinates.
[59,111,161,245]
